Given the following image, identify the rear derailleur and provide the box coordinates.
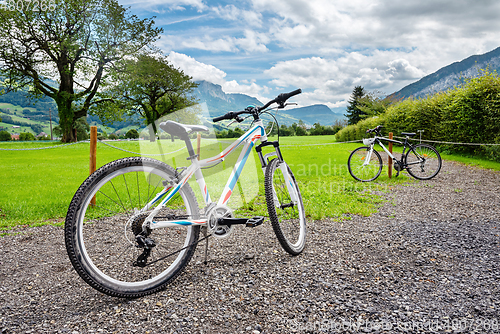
[131,213,156,268]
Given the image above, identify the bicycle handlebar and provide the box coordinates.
[366,125,383,134]
[212,89,302,123]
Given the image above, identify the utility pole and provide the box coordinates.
[49,107,53,140]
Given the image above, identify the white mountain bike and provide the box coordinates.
[65,90,306,298]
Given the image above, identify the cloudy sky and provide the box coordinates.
[121,0,500,111]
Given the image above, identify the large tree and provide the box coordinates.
[0,0,162,142]
[345,86,366,125]
[94,53,199,140]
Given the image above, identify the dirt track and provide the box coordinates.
[1,160,499,333]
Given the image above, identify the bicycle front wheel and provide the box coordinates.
[348,147,383,182]
[265,158,306,255]
[405,143,442,180]
[65,157,200,298]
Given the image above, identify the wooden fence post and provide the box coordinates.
[90,126,97,206]
[388,132,393,178]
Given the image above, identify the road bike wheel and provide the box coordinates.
[65,157,200,298]
[405,143,442,180]
[347,147,383,182]
[265,158,306,255]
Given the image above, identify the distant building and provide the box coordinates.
[11,134,19,140]
[37,132,48,138]
[12,125,20,129]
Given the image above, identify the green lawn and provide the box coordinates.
[1,136,499,230]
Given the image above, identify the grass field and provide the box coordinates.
[1,136,499,230]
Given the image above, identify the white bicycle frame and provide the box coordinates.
[363,139,397,165]
[364,136,425,168]
[140,118,298,230]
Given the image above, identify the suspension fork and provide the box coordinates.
[255,141,298,205]
[364,145,374,165]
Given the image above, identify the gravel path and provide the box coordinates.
[1,161,499,333]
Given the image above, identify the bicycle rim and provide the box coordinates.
[65,157,200,298]
[348,147,383,182]
[265,159,306,255]
[405,144,442,180]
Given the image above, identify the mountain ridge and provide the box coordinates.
[193,80,344,126]
[391,46,500,100]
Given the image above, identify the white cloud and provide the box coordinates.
[122,0,206,11]
[386,59,425,81]
[168,51,227,85]
[181,36,237,52]
[212,5,263,28]
[167,52,269,101]
[149,0,500,108]
[222,80,270,102]
[235,30,269,53]
[264,51,429,107]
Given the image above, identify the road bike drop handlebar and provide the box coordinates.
[212,89,302,123]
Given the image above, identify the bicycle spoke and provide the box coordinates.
[123,174,134,211]
[109,180,129,214]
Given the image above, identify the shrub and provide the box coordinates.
[0,130,11,141]
[19,132,35,141]
[125,129,139,139]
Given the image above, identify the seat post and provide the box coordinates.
[182,135,197,159]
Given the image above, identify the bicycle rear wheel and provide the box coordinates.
[348,147,383,182]
[405,143,442,180]
[65,157,200,298]
[265,158,306,255]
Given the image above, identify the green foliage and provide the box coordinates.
[108,133,119,140]
[336,69,500,161]
[358,92,392,119]
[31,124,43,134]
[95,53,198,136]
[19,132,35,141]
[335,116,383,142]
[0,0,162,142]
[75,117,90,141]
[0,130,11,141]
[125,129,139,139]
[345,86,366,125]
[215,127,245,138]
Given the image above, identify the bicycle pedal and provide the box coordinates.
[246,216,264,228]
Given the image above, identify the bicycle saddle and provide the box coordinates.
[159,121,209,139]
[401,132,416,137]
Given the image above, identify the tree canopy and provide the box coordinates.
[0,0,162,142]
[344,86,366,125]
[94,53,199,139]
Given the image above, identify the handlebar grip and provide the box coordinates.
[277,89,302,103]
[213,112,234,123]
[213,115,226,122]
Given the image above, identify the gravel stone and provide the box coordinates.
[1,161,499,333]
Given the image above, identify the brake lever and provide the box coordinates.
[228,116,244,127]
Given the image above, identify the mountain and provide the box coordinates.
[280,104,343,125]
[193,80,344,126]
[391,46,500,100]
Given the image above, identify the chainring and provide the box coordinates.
[394,161,403,172]
[206,205,234,239]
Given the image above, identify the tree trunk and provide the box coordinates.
[56,95,76,143]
